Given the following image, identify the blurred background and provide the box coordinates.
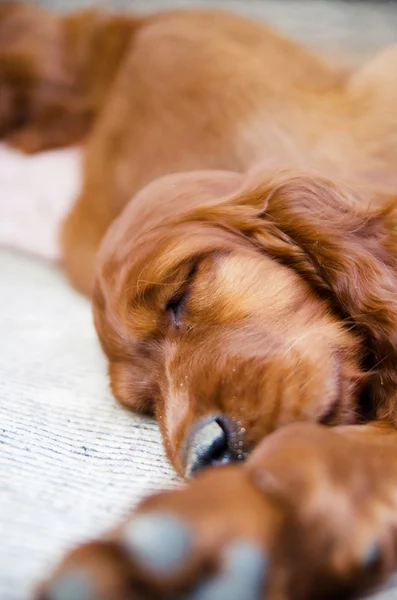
[27,0,397,64]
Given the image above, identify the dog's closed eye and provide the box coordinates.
[165,290,189,328]
[164,262,199,329]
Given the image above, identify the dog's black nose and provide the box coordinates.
[184,415,244,478]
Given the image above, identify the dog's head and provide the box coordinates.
[93,168,397,477]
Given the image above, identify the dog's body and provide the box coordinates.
[3,3,397,599]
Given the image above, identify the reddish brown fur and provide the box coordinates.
[3,3,397,598]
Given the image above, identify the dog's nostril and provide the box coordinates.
[184,415,244,478]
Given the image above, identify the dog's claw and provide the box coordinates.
[40,568,96,600]
[123,512,193,576]
[189,541,267,600]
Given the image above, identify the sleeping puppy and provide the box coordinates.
[2,3,397,599]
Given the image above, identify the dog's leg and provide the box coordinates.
[0,143,82,262]
[37,421,397,599]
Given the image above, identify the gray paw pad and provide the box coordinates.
[362,542,382,569]
[190,541,267,600]
[123,512,193,575]
[43,569,96,600]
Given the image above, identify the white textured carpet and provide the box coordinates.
[0,250,176,600]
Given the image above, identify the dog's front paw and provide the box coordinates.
[37,424,397,600]
[36,465,281,600]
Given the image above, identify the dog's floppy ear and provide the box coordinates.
[263,172,397,421]
[204,170,397,421]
